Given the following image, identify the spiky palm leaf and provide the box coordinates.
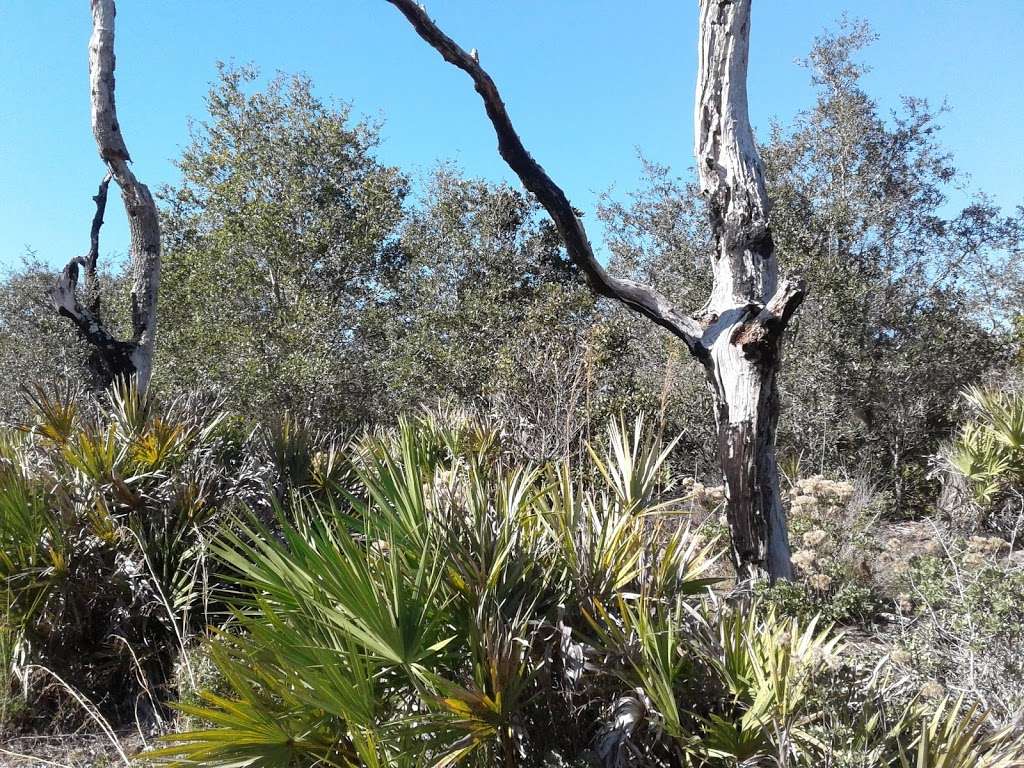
[949,386,1024,504]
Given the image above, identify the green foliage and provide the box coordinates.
[158,64,409,424]
[757,577,881,627]
[766,21,1016,498]
[144,413,1024,767]
[376,168,593,444]
[948,386,1024,504]
[0,380,239,723]
[157,69,592,437]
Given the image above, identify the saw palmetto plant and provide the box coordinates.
[148,414,720,766]
[144,411,1024,768]
[948,386,1024,505]
[0,380,240,723]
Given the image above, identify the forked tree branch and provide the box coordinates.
[385,0,705,353]
[51,0,160,391]
[51,174,134,367]
[90,0,160,378]
[729,274,807,352]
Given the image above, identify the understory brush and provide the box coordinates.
[886,547,1024,728]
[0,381,245,728]
[143,411,1024,767]
[2,390,1022,766]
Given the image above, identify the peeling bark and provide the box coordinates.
[694,0,803,580]
[50,0,160,393]
[386,0,804,580]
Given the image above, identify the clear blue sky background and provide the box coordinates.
[1,1,1022,269]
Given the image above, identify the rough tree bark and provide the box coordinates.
[50,0,160,393]
[386,0,803,579]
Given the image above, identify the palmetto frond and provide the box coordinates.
[950,387,1024,503]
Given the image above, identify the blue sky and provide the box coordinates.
[1,1,1022,269]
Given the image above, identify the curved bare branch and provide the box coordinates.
[385,0,704,352]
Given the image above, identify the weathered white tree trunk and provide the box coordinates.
[51,0,160,393]
[388,0,804,580]
[692,0,802,580]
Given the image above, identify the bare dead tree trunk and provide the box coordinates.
[385,0,803,580]
[50,0,160,393]
[692,0,802,580]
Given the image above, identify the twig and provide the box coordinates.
[25,666,131,768]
